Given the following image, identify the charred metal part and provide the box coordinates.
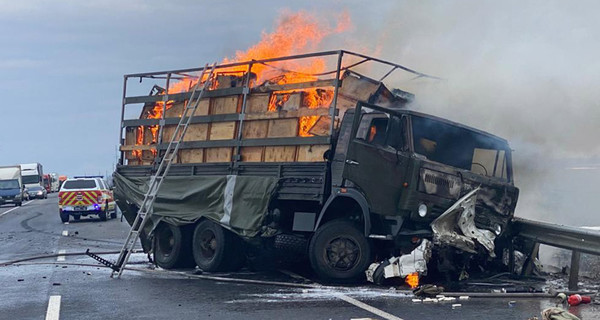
[431,187,497,257]
[365,239,432,284]
[420,168,462,199]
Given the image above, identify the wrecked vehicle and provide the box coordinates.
[113,51,519,283]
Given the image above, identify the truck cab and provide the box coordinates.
[310,102,519,280]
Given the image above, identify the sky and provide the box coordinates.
[1,1,600,228]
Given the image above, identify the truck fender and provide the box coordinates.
[314,188,371,236]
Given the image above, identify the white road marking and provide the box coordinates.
[45,295,61,320]
[335,293,404,320]
[57,250,66,262]
[0,200,33,218]
[278,270,404,320]
[61,230,68,236]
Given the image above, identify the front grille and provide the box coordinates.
[424,173,455,189]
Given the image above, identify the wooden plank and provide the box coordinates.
[211,96,239,114]
[141,150,155,161]
[183,123,208,142]
[252,79,336,93]
[297,145,329,162]
[240,147,264,162]
[125,127,137,146]
[339,74,379,102]
[244,107,329,120]
[264,146,296,162]
[216,75,244,89]
[120,144,157,151]
[242,120,268,139]
[283,92,302,111]
[267,118,298,138]
[245,93,270,113]
[307,116,332,136]
[209,122,236,140]
[179,149,204,163]
[205,147,232,163]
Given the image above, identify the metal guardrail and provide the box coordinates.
[512,217,600,256]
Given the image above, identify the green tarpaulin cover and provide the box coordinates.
[113,172,279,250]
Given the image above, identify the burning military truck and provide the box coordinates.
[114,50,519,283]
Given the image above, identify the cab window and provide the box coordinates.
[356,113,389,146]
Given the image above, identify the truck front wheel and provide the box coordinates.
[309,220,372,283]
[192,220,245,272]
[153,223,195,269]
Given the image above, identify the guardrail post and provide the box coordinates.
[568,250,581,291]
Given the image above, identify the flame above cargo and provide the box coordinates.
[132,11,350,159]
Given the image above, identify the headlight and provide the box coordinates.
[418,203,428,217]
[15,195,21,199]
[37,191,43,195]
[494,224,502,235]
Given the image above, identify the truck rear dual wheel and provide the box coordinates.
[309,220,372,283]
[192,220,245,272]
[153,223,195,269]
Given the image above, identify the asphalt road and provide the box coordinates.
[1,194,599,320]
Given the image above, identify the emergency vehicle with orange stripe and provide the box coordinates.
[58,176,116,222]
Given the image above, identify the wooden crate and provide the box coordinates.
[297,145,329,162]
[240,147,264,162]
[267,118,298,138]
[206,147,232,163]
[179,149,204,163]
[246,94,270,113]
[242,120,268,139]
[264,146,296,162]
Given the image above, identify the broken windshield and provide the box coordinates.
[411,115,510,181]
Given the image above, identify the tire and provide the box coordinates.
[60,212,70,223]
[73,215,81,221]
[308,220,372,283]
[110,207,117,219]
[153,223,195,269]
[16,202,22,207]
[192,220,245,272]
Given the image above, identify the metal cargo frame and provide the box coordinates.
[116,50,436,202]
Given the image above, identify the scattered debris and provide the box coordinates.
[365,239,432,285]
[451,303,461,309]
[541,307,580,320]
[413,284,444,298]
[431,188,496,257]
[17,279,24,282]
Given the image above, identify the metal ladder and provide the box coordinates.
[109,62,217,278]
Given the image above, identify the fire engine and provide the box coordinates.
[58,176,116,222]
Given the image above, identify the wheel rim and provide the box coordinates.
[199,229,217,259]
[157,227,175,257]
[325,236,360,271]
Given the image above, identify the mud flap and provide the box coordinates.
[430,187,497,258]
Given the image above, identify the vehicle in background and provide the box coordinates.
[50,173,59,192]
[27,185,47,199]
[42,174,52,193]
[0,166,26,206]
[20,163,43,189]
[58,176,116,223]
[58,175,67,189]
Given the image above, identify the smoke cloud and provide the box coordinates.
[328,1,600,228]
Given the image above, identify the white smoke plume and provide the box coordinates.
[333,1,600,227]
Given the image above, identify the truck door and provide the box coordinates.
[343,109,409,216]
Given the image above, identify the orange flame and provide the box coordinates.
[405,272,419,289]
[133,10,352,160]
